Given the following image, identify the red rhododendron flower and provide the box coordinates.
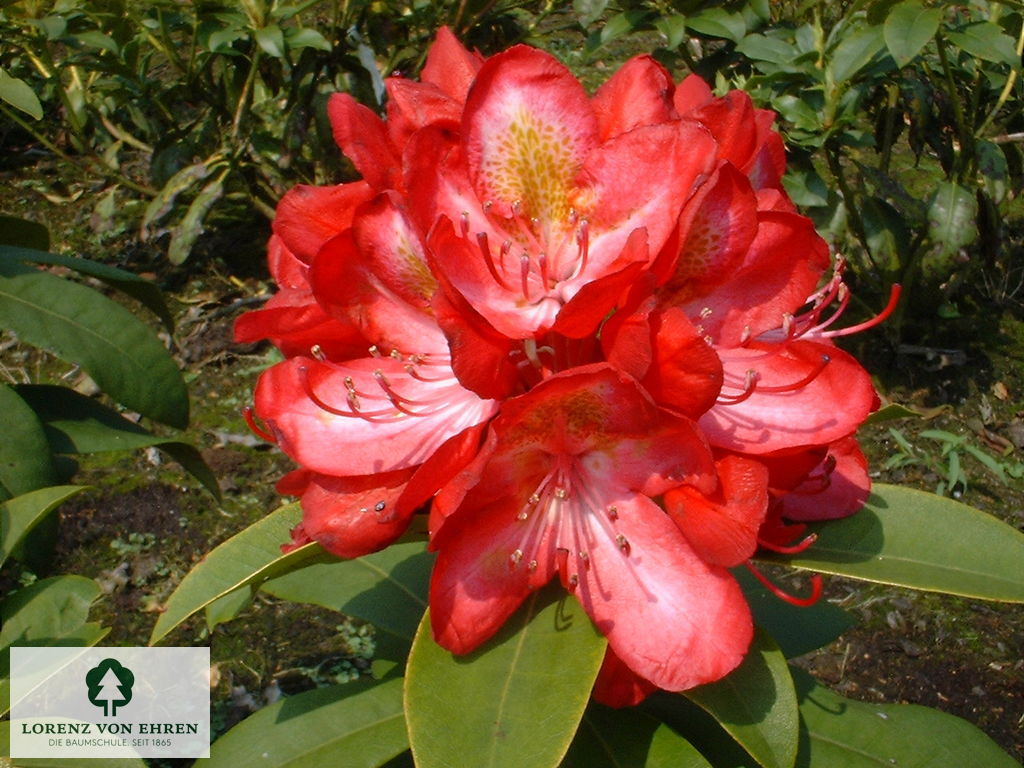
[237,28,893,705]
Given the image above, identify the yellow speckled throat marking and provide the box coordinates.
[484,107,578,226]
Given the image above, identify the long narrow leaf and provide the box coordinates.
[16,384,219,498]
[759,484,1024,601]
[261,540,432,644]
[0,721,147,767]
[405,585,607,768]
[793,668,1019,766]
[0,383,58,498]
[1,485,88,568]
[205,678,407,768]
[0,245,174,331]
[685,629,798,768]
[150,503,331,644]
[561,704,713,768]
[0,262,188,428]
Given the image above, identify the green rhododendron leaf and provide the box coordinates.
[0,383,58,499]
[883,1,941,67]
[15,385,218,498]
[687,8,746,42]
[947,22,1020,68]
[0,215,49,250]
[927,181,978,259]
[733,568,855,658]
[793,667,1019,766]
[150,503,332,643]
[254,25,286,58]
[0,721,147,768]
[561,704,712,767]
[205,679,407,768]
[685,629,798,768]
[261,540,432,647]
[2,246,175,332]
[406,584,606,768]
[761,484,1024,601]
[167,176,225,264]
[1,485,88,568]
[0,258,188,428]
[829,25,886,83]
[0,69,43,120]
[1,575,108,716]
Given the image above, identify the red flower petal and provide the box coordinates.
[592,55,676,141]
[573,491,752,692]
[664,454,769,566]
[463,45,598,221]
[641,307,723,419]
[299,469,415,558]
[254,356,497,476]
[327,93,402,191]
[591,650,657,707]
[776,436,871,521]
[702,341,876,454]
[273,181,374,265]
[421,26,485,102]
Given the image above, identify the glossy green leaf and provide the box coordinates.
[863,402,923,425]
[829,25,886,83]
[793,668,1019,767]
[208,26,247,53]
[0,720,147,768]
[150,503,332,643]
[261,540,432,644]
[927,181,978,258]
[167,176,225,264]
[205,678,407,768]
[761,484,1024,601]
[687,8,746,43]
[737,34,800,65]
[204,586,253,630]
[0,383,58,498]
[15,385,219,498]
[0,246,174,331]
[782,167,829,207]
[561,704,712,768]
[71,30,118,54]
[0,575,103,650]
[0,68,43,120]
[642,692,758,767]
[686,629,797,768]
[654,14,689,50]
[1,485,88,568]
[977,140,1009,204]
[733,568,855,658]
[254,25,286,58]
[0,261,188,428]
[284,27,331,52]
[0,215,49,250]
[406,585,607,768]
[585,11,649,54]
[947,22,1020,68]
[861,195,910,273]
[141,161,214,233]
[574,0,609,27]
[1,576,108,715]
[883,1,940,67]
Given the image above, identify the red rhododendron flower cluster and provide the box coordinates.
[236,29,897,705]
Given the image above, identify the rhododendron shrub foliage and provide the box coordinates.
[236,29,895,705]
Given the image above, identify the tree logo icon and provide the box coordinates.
[85,658,135,716]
